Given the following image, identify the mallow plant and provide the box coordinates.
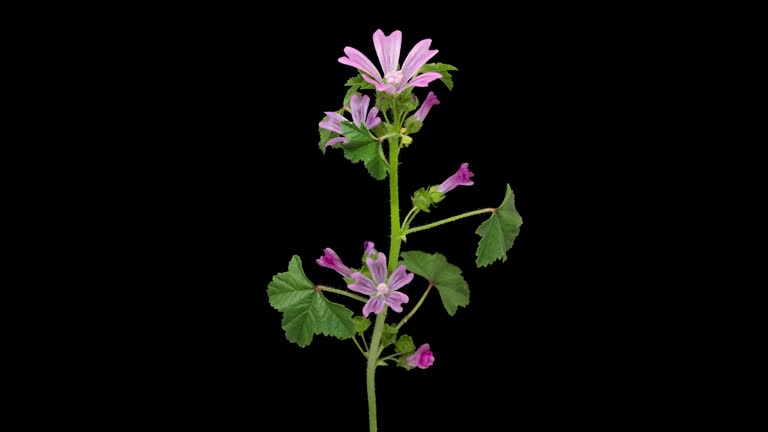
[267,29,523,431]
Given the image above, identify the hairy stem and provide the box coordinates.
[367,308,387,432]
[368,111,404,432]
[396,283,433,331]
[403,208,495,235]
[319,286,367,303]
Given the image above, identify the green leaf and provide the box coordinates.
[340,121,376,148]
[395,334,416,354]
[419,63,459,90]
[353,316,371,334]
[475,184,523,267]
[267,256,356,347]
[400,251,469,316]
[345,75,375,89]
[343,86,360,107]
[340,122,388,180]
[381,323,398,348]
[267,255,315,310]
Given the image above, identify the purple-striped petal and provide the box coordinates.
[364,241,377,257]
[366,254,388,285]
[373,29,402,76]
[350,94,371,126]
[385,291,409,313]
[324,136,347,148]
[360,73,385,89]
[348,272,377,296]
[400,39,439,83]
[437,163,475,193]
[374,81,395,93]
[363,296,385,317]
[316,248,352,277]
[403,72,443,91]
[387,265,414,291]
[413,91,440,123]
[319,111,347,134]
[366,107,381,129]
[339,47,383,83]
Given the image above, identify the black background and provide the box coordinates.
[107,8,658,430]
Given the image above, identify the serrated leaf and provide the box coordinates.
[340,121,376,149]
[343,85,360,107]
[419,62,459,90]
[353,316,371,334]
[475,184,523,267]
[340,122,388,180]
[400,251,469,316]
[267,255,315,310]
[268,256,356,347]
[395,334,415,354]
[345,75,375,89]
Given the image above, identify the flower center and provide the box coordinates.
[376,283,389,296]
[384,70,404,85]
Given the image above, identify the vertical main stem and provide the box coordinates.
[367,121,403,432]
[387,135,402,273]
[366,308,387,432]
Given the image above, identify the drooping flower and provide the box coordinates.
[437,163,474,193]
[348,253,413,317]
[316,248,353,277]
[413,91,440,123]
[339,29,443,95]
[407,344,435,369]
[319,94,381,148]
[364,241,377,257]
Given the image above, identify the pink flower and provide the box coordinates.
[407,344,435,369]
[348,253,413,317]
[413,91,440,123]
[316,248,352,278]
[319,94,381,148]
[437,163,474,193]
[364,241,377,257]
[339,29,443,94]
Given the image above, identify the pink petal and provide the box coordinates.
[400,39,438,83]
[366,254,388,285]
[373,29,402,75]
[364,241,376,256]
[360,73,386,89]
[366,107,381,129]
[403,72,443,90]
[324,136,347,148]
[385,291,409,313]
[387,265,414,291]
[338,47,383,83]
[348,272,377,296]
[363,296,385,317]
[350,94,371,126]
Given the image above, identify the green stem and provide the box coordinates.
[378,353,400,363]
[320,286,367,303]
[401,207,419,232]
[367,110,404,432]
[367,308,387,432]
[403,208,495,235]
[386,136,402,273]
[396,283,433,331]
[352,335,367,358]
